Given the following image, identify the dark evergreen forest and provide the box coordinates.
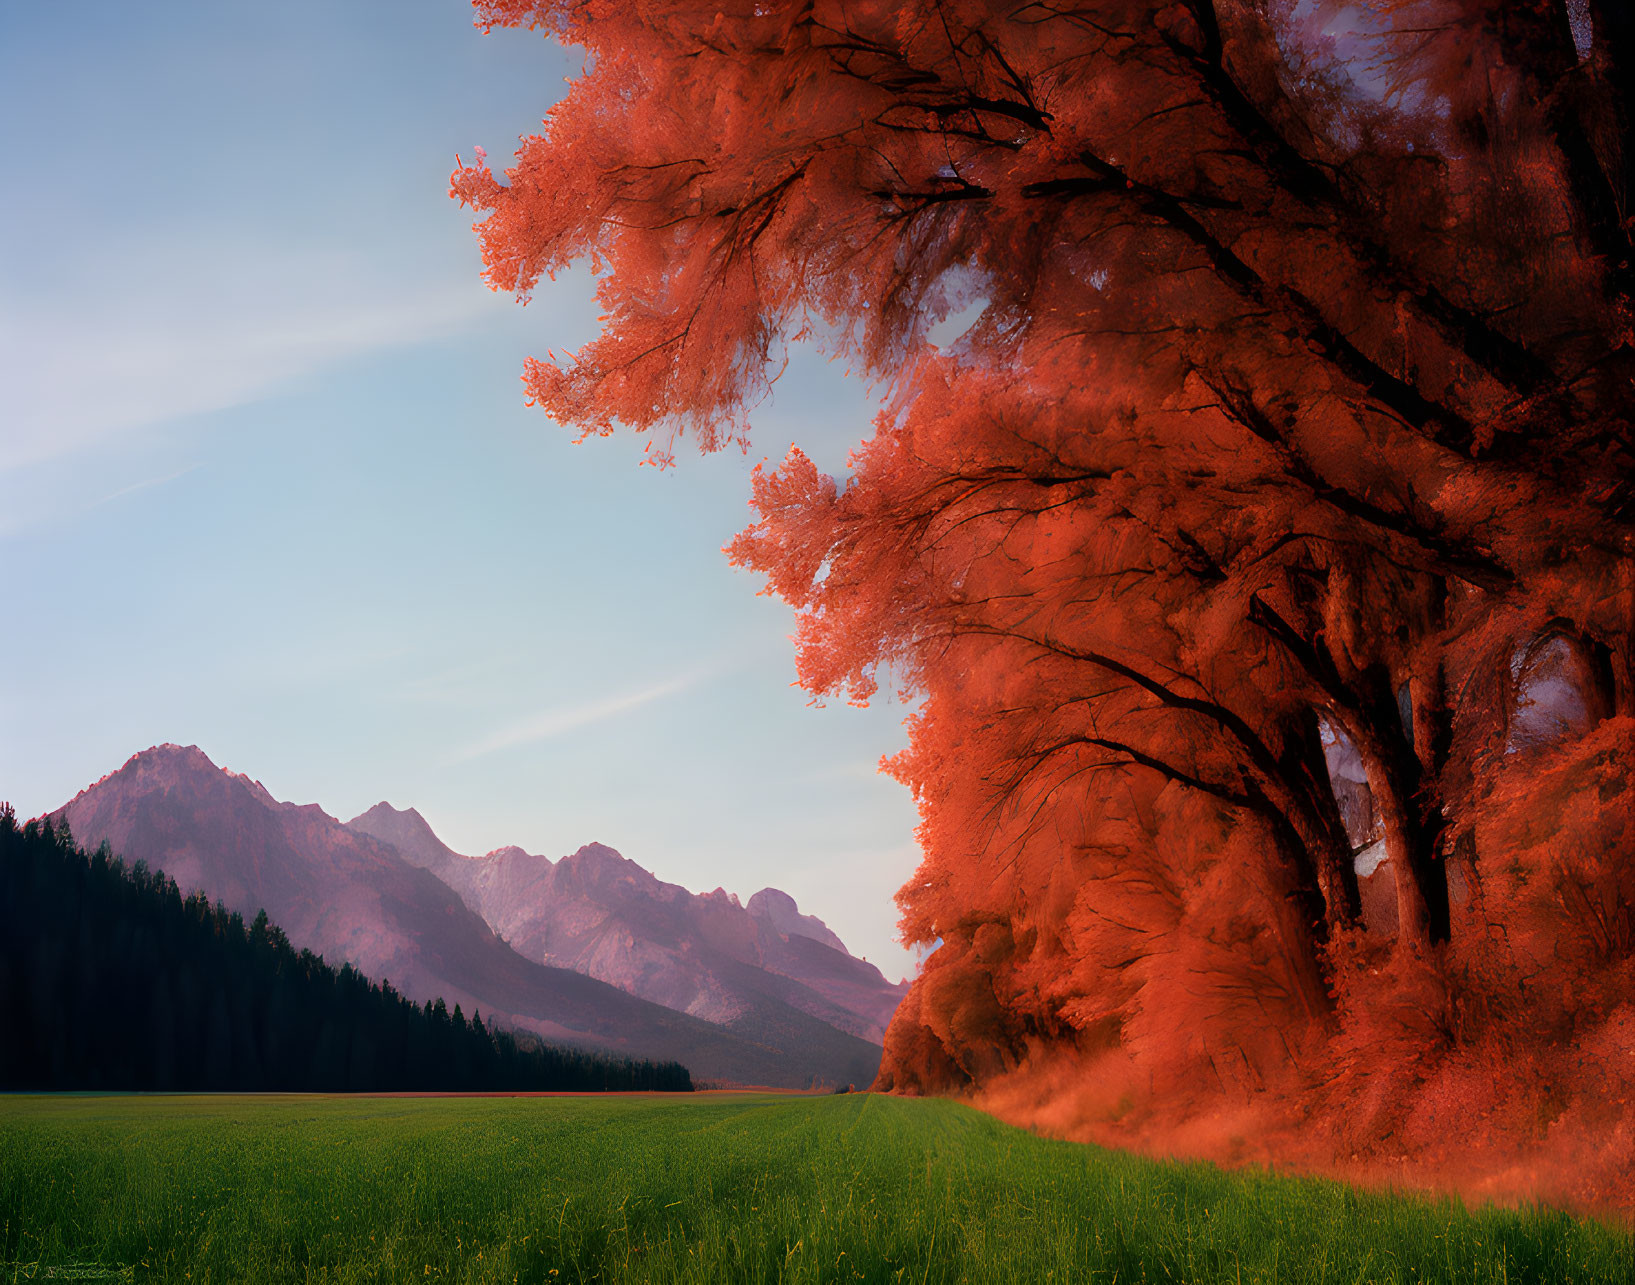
[0,805,692,1093]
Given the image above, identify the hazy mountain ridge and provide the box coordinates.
[50,745,885,1088]
[344,803,909,1043]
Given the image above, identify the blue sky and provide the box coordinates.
[0,0,923,977]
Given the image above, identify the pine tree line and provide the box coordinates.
[0,805,692,1093]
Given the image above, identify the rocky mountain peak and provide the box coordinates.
[57,744,260,817]
[119,742,219,783]
[482,844,551,865]
[354,800,419,823]
[568,841,626,864]
[558,842,656,887]
[746,887,849,955]
[344,801,461,874]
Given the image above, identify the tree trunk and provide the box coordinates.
[1411,610,1453,784]
[1351,669,1451,951]
[1292,708,1363,927]
[1369,763,1432,950]
[1255,770,1360,939]
[1261,812,1339,1026]
[1610,558,1635,718]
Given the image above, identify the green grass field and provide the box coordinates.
[0,1093,1627,1284]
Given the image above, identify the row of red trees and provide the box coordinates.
[454,0,1633,1199]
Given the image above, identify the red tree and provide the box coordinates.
[455,0,1634,1212]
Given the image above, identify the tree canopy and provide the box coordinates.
[454,0,1633,1210]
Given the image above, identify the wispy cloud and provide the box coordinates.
[87,463,205,509]
[0,235,500,474]
[452,667,717,763]
[0,461,206,540]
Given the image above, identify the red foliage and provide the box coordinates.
[455,0,1635,1216]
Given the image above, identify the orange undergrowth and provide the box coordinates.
[879,720,1635,1221]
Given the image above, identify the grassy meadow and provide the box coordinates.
[0,1092,1627,1284]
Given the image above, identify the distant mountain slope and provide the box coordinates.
[346,804,909,1043]
[51,746,883,1088]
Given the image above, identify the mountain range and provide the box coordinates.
[345,802,905,1043]
[49,745,905,1087]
